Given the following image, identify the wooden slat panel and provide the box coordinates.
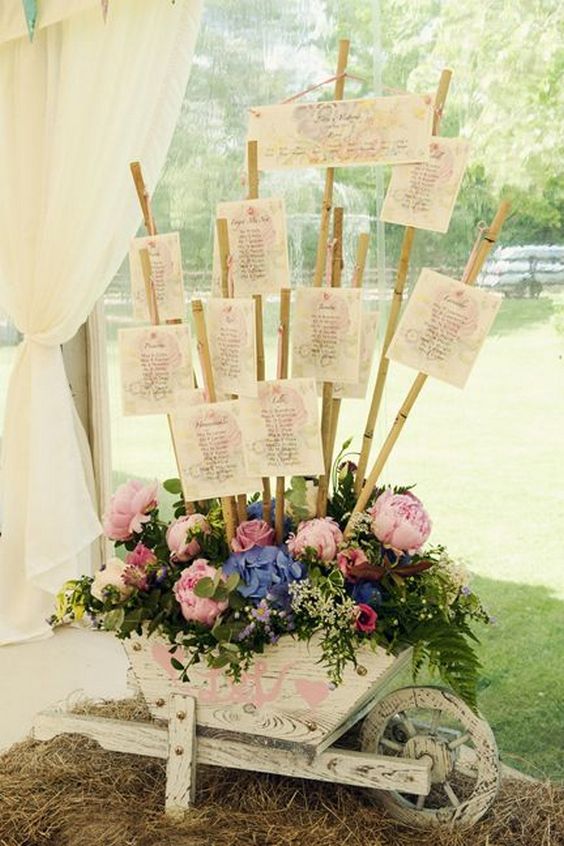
[124,633,406,753]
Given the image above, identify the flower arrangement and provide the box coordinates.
[52,447,491,709]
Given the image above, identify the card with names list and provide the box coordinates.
[247,94,434,170]
[171,400,261,500]
[119,325,195,416]
[241,378,325,478]
[206,298,258,397]
[331,310,379,399]
[381,137,470,233]
[211,198,290,297]
[129,232,185,322]
[386,269,502,388]
[292,287,363,384]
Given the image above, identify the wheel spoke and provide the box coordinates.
[429,708,442,734]
[380,737,404,753]
[448,731,471,750]
[443,781,460,807]
[416,793,426,810]
[399,711,417,738]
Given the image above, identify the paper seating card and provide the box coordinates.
[381,138,470,233]
[331,310,379,399]
[212,198,289,297]
[386,269,502,388]
[247,95,434,170]
[242,378,325,477]
[129,232,185,321]
[119,325,195,415]
[172,400,261,500]
[292,288,362,384]
[206,298,258,397]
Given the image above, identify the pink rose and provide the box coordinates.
[166,514,211,561]
[231,519,275,552]
[336,547,370,580]
[287,517,343,562]
[355,604,378,634]
[173,559,228,627]
[368,489,431,554]
[91,557,133,601]
[102,479,158,541]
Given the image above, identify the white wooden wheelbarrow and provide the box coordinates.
[33,632,500,828]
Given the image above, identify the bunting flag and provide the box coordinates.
[101,0,109,22]
[21,0,38,41]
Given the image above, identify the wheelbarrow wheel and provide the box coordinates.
[360,685,500,828]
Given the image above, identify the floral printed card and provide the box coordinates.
[171,400,261,500]
[129,232,185,321]
[386,269,502,388]
[247,95,433,170]
[292,288,362,383]
[332,310,379,399]
[211,198,289,297]
[119,325,195,415]
[381,137,470,233]
[206,298,258,397]
[241,378,325,477]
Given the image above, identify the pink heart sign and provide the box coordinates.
[294,678,331,709]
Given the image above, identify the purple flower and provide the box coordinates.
[251,600,271,623]
[222,545,304,604]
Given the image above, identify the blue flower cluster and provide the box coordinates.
[223,545,304,605]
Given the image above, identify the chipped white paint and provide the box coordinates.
[165,694,197,819]
[123,632,406,754]
[33,708,432,795]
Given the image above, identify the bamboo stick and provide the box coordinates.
[254,292,272,524]
[344,200,511,535]
[216,218,231,299]
[312,39,350,288]
[316,207,344,516]
[354,68,453,496]
[327,231,370,465]
[130,161,156,237]
[191,300,237,543]
[214,219,242,524]
[132,165,194,512]
[275,288,291,543]
[247,140,259,200]
[246,140,272,525]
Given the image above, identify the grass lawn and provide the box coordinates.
[2,291,559,780]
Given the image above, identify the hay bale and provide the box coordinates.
[0,699,562,846]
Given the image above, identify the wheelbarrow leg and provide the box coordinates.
[165,694,197,820]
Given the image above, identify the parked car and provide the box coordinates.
[478,245,564,297]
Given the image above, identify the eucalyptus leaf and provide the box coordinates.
[103,608,125,631]
[163,478,182,495]
[193,577,215,598]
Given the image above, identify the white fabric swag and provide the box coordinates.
[0,0,203,644]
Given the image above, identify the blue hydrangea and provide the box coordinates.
[222,545,304,604]
[246,499,293,535]
[349,579,383,608]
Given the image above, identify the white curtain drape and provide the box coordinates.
[0,0,203,644]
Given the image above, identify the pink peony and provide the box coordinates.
[355,604,378,633]
[231,519,275,553]
[166,514,211,561]
[102,479,158,541]
[287,517,343,562]
[173,559,228,627]
[91,557,133,601]
[368,489,431,554]
[336,547,370,580]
